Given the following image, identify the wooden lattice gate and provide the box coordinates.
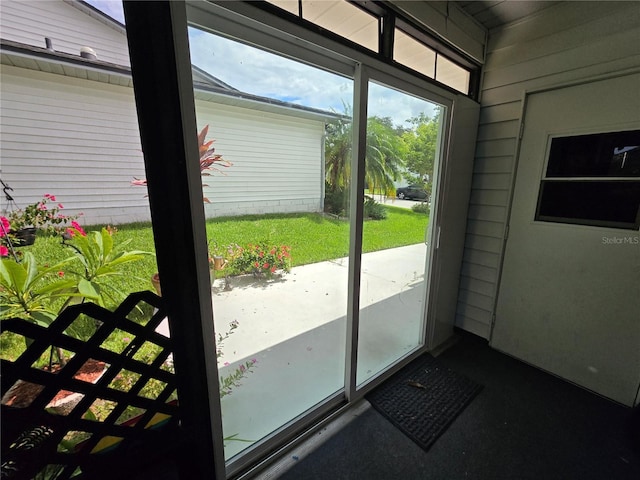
[1,292,185,479]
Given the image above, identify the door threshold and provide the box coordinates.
[239,400,372,480]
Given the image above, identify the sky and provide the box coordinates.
[86,0,437,127]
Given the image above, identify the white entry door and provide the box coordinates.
[493,73,640,406]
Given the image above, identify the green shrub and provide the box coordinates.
[364,196,387,220]
[224,241,291,277]
[411,202,430,215]
[324,185,349,216]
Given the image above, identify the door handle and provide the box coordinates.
[426,225,441,249]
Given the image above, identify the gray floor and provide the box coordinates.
[261,331,640,480]
[131,331,640,480]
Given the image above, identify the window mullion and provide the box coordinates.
[344,63,368,402]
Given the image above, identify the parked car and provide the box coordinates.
[395,185,429,201]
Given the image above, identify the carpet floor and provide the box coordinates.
[270,331,640,480]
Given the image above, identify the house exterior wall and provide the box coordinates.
[0,65,148,226]
[196,101,325,218]
[0,65,326,226]
[455,1,640,338]
[0,0,130,66]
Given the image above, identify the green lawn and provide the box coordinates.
[9,206,429,305]
[1,205,429,368]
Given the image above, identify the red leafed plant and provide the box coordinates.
[132,124,232,202]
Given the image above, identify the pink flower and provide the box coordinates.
[224,362,229,366]
[71,221,86,235]
[131,178,147,186]
[0,216,10,237]
[57,271,64,277]
[58,203,64,209]
[270,266,276,273]
[263,262,269,269]
[0,245,8,257]
[65,221,86,238]
[254,261,259,268]
[44,193,56,201]
[37,203,47,210]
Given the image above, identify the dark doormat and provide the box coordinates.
[365,353,483,452]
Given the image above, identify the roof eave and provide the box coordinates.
[1,40,343,123]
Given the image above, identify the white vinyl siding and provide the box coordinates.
[196,101,325,218]
[455,1,640,338]
[0,0,129,66]
[0,66,326,226]
[0,65,146,226]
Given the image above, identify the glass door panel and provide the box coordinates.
[356,81,443,386]
[187,27,353,461]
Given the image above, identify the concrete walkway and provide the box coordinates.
[210,243,427,364]
[156,243,429,460]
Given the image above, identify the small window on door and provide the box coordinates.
[535,130,640,230]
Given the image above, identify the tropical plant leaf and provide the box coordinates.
[0,256,28,293]
[31,310,58,327]
[101,227,114,258]
[78,278,100,300]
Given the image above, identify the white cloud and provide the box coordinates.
[188,28,352,114]
[189,29,437,127]
[85,0,124,23]
[85,1,437,127]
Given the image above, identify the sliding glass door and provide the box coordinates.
[356,80,443,386]
[187,26,354,461]
[185,2,451,474]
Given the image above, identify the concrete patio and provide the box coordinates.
[157,243,428,459]
[210,243,428,460]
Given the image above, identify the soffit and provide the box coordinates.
[454,1,561,31]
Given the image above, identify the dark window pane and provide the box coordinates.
[547,130,640,177]
[536,180,640,229]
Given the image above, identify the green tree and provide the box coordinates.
[325,114,352,189]
[364,116,406,196]
[401,108,441,197]
[324,110,406,195]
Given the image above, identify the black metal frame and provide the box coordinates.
[1,293,183,479]
[123,1,224,478]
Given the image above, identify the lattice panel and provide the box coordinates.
[1,291,181,480]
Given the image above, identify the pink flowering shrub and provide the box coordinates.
[5,193,82,236]
[228,241,291,278]
[0,216,10,256]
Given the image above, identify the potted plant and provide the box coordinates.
[3,193,80,246]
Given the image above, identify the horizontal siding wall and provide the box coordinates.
[0,66,326,226]
[455,1,640,338]
[195,101,325,218]
[0,0,129,66]
[0,65,148,226]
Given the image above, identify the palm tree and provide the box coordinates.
[324,112,405,195]
[364,117,405,197]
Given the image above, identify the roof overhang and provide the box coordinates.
[0,39,342,123]
[1,39,132,87]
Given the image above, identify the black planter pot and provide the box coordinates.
[12,227,37,246]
